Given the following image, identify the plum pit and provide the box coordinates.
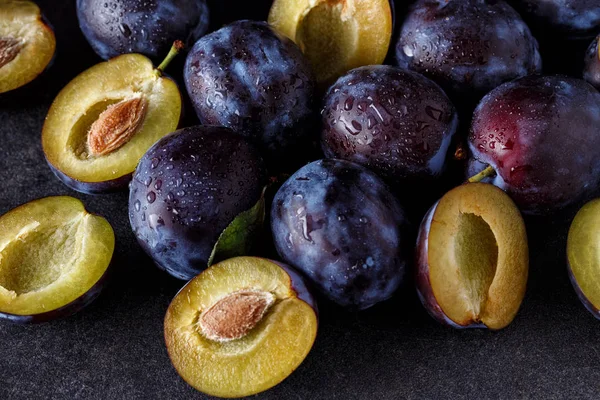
[67,97,128,159]
[0,37,23,69]
[164,257,318,397]
[199,289,276,342]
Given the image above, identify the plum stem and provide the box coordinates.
[155,40,184,77]
[468,165,496,183]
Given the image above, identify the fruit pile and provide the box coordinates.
[1,0,600,397]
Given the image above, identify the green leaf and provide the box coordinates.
[208,188,266,267]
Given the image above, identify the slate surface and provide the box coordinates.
[1,1,600,399]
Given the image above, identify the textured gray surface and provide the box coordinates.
[1,1,600,399]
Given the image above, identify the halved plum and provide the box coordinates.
[0,196,115,323]
[42,42,183,194]
[416,183,529,329]
[567,198,600,319]
[0,0,56,93]
[164,256,318,398]
[268,0,393,87]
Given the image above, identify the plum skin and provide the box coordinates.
[271,159,409,310]
[184,20,316,164]
[512,0,600,39]
[129,126,266,280]
[468,75,600,215]
[47,162,133,195]
[76,0,209,61]
[394,0,541,106]
[415,203,485,329]
[321,65,458,184]
[567,267,600,320]
[583,35,600,90]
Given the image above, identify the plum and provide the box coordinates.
[76,0,209,61]
[184,21,316,165]
[268,0,393,87]
[0,0,56,94]
[129,126,267,280]
[416,183,528,329]
[321,65,458,185]
[567,199,600,319]
[0,197,115,323]
[467,75,600,215]
[394,0,541,109]
[583,35,600,90]
[43,42,183,194]
[271,159,409,310]
[165,256,317,397]
[511,0,600,40]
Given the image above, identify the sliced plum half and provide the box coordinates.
[164,256,318,397]
[268,0,393,87]
[0,196,115,323]
[0,0,56,93]
[567,199,600,319]
[42,43,183,194]
[416,183,528,329]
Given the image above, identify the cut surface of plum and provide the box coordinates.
[0,196,114,321]
[268,0,392,86]
[567,199,600,318]
[165,257,317,398]
[416,183,528,329]
[0,0,55,93]
[42,47,182,194]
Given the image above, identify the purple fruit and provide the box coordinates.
[77,0,210,61]
[321,65,458,184]
[584,35,600,90]
[271,159,409,310]
[184,20,316,164]
[468,75,600,215]
[394,0,541,107]
[129,126,267,280]
[512,0,600,39]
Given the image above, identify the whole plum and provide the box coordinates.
[321,65,458,185]
[129,126,266,280]
[584,35,600,90]
[468,75,600,215]
[184,21,316,166]
[394,0,541,109]
[77,0,210,61]
[271,159,410,310]
[511,0,600,39]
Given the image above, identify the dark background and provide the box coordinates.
[1,1,600,399]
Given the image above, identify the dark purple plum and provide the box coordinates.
[321,65,458,185]
[584,35,600,90]
[184,20,316,165]
[468,75,600,215]
[129,126,267,280]
[271,159,410,310]
[511,0,600,39]
[394,0,541,109]
[77,0,209,61]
